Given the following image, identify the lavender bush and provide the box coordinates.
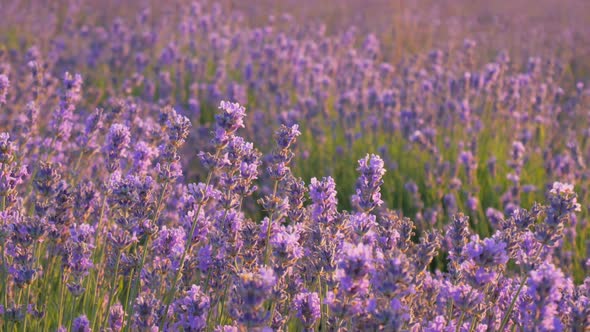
[0,0,588,331]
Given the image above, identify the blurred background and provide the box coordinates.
[2,0,589,73]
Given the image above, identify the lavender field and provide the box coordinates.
[0,0,589,331]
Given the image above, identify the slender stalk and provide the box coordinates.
[498,275,526,331]
[160,150,220,326]
[264,180,280,266]
[1,244,7,310]
[58,272,69,329]
[0,194,5,329]
[456,311,466,332]
[22,283,32,332]
[498,247,543,331]
[216,280,231,325]
[40,245,57,331]
[73,151,84,173]
[1,243,7,332]
[318,272,327,331]
[98,251,122,330]
[445,298,455,327]
[124,181,169,331]
[468,316,480,332]
[123,235,152,332]
[68,296,76,330]
[204,270,214,329]
[87,196,108,326]
[121,272,134,330]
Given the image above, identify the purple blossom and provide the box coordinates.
[335,242,374,295]
[72,315,91,332]
[153,226,185,256]
[518,263,568,330]
[293,291,321,329]
[109,303,125,332]
[229,266,276,327]
[463,234,508,268]
[173,285,210,331]
[309,176,338,224]
[351,154,386,212]
[132,293,161,331]
[214,101,246,145]
[104,124,131,172]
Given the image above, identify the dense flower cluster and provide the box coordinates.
[3,96,586,330]
[0,0,588,331]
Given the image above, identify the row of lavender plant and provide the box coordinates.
[0,0,588,330]
[0,92,588,330]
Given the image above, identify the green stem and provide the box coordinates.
[124,181,169,332]
[1,244,7,310]
[121,271,134,330]
[264,180,280,266]
[58,272,69,329]
[124,235,152,332]
[99,251,122,330]
[498,247,543,331]
[468,316,479,332]
[22,284,31,332]
[318,273,327,331]
[456,311,466,332]
[68,296,76,330]
[87,196,108,325]
[216,281,231,325]
[160,150,220,327]
[0,246,7,332]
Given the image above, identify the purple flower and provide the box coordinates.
[72,315,91,332]
[451,283,484,313]
[173,285,210,331]
[536,182,580,246]
[132,141,157,175]
[270,224,303,271]
[424,315,447,332]
[267,124,301,181]
[163,106,192,148]
[293,291,321,328]
[109,303,125,332]
[33,161,61,197]
[351,154,386,212]
[463,234,508,268]
[309,176,338,224]
[335,242,374,295]
[104,124,131,172]
[284,176,307,223]
[372,252,411,297]
[229,266,276,327]
[547,182,581,214]
[216,101,246,134]
[62,72,83,105]
[188,182,221,205]
[152,226,185,258]
[132,293,161,331]
[518,263,568,330]
[446,213,471,262]
[276,124,301,150]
